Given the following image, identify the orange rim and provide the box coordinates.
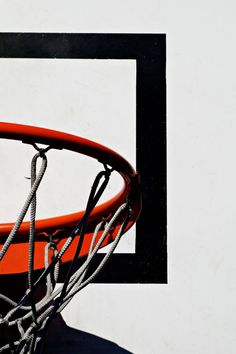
[0,122,141,274]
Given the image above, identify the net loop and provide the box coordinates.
[0,152,48,262]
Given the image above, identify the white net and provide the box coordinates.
[0,145,130,354]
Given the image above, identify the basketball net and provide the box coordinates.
[0,145,131,354]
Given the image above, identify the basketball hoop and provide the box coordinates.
[0,122,141,274]
[0,122,141,353]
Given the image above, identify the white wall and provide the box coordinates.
[0,1,236,353]
[0,59,136,253]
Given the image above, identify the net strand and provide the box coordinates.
[28,152,47,329]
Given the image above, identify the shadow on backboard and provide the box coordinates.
[38,314,132,354]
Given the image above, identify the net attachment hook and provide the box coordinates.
[31,143,51,156]
[47,234,58,251]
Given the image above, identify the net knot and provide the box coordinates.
[103,163,114,178]
[48,234,57,251]
[32,143,51,157]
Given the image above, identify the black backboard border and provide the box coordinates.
[0,33,166,283]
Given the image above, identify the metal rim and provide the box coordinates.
[0,122,141,273]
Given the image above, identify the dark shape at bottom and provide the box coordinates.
[37,314,133,354]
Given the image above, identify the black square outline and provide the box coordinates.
[0,33,166,283]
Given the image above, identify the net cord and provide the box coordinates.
[0,145,131,354]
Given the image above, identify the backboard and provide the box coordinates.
[0,33,166,284]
